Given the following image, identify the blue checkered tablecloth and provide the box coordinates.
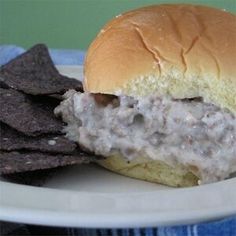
[0,45,235,236]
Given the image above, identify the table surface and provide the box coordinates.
[0,0,236,50]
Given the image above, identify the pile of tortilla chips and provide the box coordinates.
[0,44,95,176]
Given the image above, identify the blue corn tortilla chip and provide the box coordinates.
[2,168,57,187]
[0,123,77,154]
[0,44,83,95]
[0,88,63,136]
[0,150,94,174]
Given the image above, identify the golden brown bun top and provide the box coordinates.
[84,4,236,113]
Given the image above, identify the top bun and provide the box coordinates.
[84,4,236,113]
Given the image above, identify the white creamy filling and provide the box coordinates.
[55,90,236,184]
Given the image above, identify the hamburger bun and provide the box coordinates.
[82,4,236,187]
[84,4,236,114]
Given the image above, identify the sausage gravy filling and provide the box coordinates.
[55,90,236,184]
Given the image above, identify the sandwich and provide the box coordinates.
[55,4,236,187]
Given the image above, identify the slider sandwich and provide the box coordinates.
[55,4,236,187]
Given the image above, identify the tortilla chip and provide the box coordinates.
[0,44,83,95]
[2,168,57,187]
[0,150,94,174]
[0,123,77,154]
[0,88,63,136]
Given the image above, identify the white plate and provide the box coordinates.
[0,65,235,228]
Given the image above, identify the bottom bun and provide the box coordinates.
[97,155,199,187]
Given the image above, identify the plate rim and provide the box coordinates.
[0,177,236,228]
